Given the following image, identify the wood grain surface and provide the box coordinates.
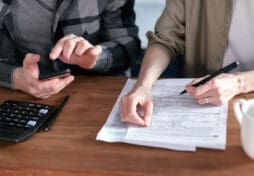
[0,76,254,176]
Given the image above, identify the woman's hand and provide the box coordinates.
[120,86,153,127]
[185,73,243,105]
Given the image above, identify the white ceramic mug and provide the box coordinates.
[234,99,254,159]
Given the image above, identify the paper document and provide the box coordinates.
[96,79,228,151]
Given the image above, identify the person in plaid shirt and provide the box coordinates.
[0,0,140,98]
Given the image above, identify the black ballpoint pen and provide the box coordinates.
[43,95,70,131]
[179,61,239,95]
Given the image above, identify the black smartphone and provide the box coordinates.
[38,60,71,80]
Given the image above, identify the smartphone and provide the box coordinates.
[38,60,71,80]
[39,68,71,80]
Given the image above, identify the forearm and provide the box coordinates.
[134,45,171,90]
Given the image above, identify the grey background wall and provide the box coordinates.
[135,0,165,48]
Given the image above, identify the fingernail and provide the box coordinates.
[50,54,54,59]
[50,52,57,59]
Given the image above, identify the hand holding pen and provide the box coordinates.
[181,61,239,105]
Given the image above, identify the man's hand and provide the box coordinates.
[185,73,242,105]
[13,53,74,99]
[120,86,153,127]
[50,34,102,69]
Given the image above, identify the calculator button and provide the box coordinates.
[36,104,42,108]
[0,112,7,116]
[25,107,31,111]
[39,109,48,114]
[18,106,25,110]
[16,124,23,127]
[24,116,30,119]
[5,117,11,121]
[6,109,11,113]
[27,120,37,127]
[5,102,16,107]
[28,104,35,107]
[32,117,39,120]
[9,122,16,126]
[13,118,19,122]
[20,120,27,124]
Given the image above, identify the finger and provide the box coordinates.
[193,77,230,100]
[194,84,226,100]
[143,101,153,126]
[121,98,146,126]
[186,81,212,98]
[74,46,102,69]
[30,76,73,97]
[62,37,88,60]
[186,79,196,87]
[197,96,214,105]
[127,114,147,126]
[33,92,52,99]
[32,78,62,95]
[74,39,93,56]
[49,75,75,94]
[85,45,102,57]
[200,89,235,106]
[197,89,226,106]
[23,54,40,70]
[23,54,40,79]
[198,96,224,106]
[70,52,97,69]
[128,101,147,126]
[195,89,215,100]
[50,34,77,60]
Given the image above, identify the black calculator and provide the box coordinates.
[0,100,57,142]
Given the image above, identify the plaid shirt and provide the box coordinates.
[0,0,140,88]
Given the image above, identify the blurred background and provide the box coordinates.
[135,0,165,48]
[131,0,183,78]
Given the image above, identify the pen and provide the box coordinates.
[179,61,239,95]
[43,95,70,132]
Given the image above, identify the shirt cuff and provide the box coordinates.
[91,46,113,73]
[0,63,18,89]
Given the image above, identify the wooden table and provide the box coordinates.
[0,76,254,176]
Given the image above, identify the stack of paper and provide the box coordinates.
[96,79,228,151]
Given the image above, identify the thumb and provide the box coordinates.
[23,54,40,78]
[23,54,40,69]
[87,45,102,58]
[143,101,153,126]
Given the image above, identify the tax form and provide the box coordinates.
[96,79,228,151]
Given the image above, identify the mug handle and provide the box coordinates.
[233,99,247,124]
